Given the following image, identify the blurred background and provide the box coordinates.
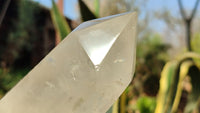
[0,0,200,113]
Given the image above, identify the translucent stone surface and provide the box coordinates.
[0,12,137,113]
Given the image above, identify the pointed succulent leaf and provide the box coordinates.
[78,0,96,21]
[155,52,200,113]
[94,0,100,17]
[171,61,193,113]
[184,65,200,113]
[51,0,71,40]
[155,61,178,113]
[137,96,156,113]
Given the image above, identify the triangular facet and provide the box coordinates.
[76,12,135,66]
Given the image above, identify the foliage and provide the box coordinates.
[192,33,200,53]
[94,0,100,17]
[0,68,30,97]
[155,52,200,113]
[135,34,170,96]
[191,34,200,67]
[51,0,71,40]
[1,0,40,67]
[78,0,97,21]
[8,0,38,52]
[107,99,119,113]
[0,0,42,97]
[107,34,170,113]
[1,0,200,113]
[136,96,156,113]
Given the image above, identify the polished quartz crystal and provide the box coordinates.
[0,12,137,113]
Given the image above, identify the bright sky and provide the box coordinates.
[33,0,199,20]
[34,0,196,19]
[32,0,199,34]
[32,0,199,49]
[33,0,78,19]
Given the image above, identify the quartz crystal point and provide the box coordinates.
[0,12,137,113]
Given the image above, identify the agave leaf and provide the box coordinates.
[106,99,119,113]
[106,106,113,113]
[120,91,127,113]
[106,87,129,113]
[166,53,200,113]
[78,0,96,21]
[50,0,71,40]
[155,52,200,113]
[94,0,100,17]
[164,52,200,113]
[137,96,156,113]
[112,99,119,113]
[106,92,126,113]
[155,61,178,113]
[184,65,200,113]
[178,52,200,113]
[171,61,193,113]
[177,52,200,61]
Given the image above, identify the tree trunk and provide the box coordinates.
[186,20,192,51]
[178,0,200,51]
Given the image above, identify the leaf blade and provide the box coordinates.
[78,0,96,21]
[50,0,71,40]
[155,61,177,113]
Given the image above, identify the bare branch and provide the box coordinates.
[0,0,11,26]
[178,0,187,20]
[190,0,200,20]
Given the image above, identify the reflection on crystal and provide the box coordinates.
[94,65,101,71]
[79,30,119,66]
[0,12,137,113]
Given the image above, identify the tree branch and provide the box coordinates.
[190,0,200,20]
[0,0,11,26]
[178,0,187,21]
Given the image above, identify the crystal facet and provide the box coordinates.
[0,12,137,113]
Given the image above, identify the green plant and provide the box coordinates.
[1,0,39,67]
[78,0,97,21]
[94,0,100,17]
[0,68,30,97]
[155,52,200,113]
[51,0,71,40]
[49,1,200,113]
[137,96,156,113]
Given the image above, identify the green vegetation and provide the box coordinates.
[137,96,156,113]
[51,0,71,40]
[0,0,200,113]
[155,53,200,113]
[0,68,29,97]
